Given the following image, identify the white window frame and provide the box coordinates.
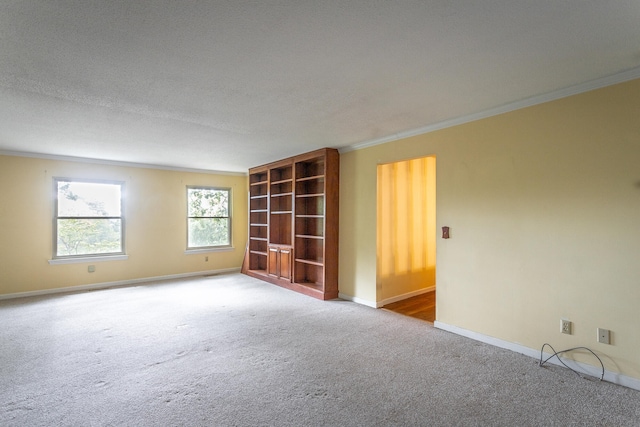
[52,178,126,261]
[186,186,232,251]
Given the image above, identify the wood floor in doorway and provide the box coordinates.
[382,290,435,323]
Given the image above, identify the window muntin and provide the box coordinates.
[187,187,231,249]
[54,179,124,258]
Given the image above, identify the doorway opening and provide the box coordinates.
[377,156,436,322]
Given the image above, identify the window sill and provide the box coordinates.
[48,255,129,265]
[184,246,234,255]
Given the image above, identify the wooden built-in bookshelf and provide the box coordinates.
[241,148,339,300]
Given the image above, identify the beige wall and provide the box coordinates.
[339,78,640,379]
[0,155,248,295]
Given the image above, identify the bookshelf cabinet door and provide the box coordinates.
[279,247,292,281]
[268,245,292,281]
[268,246,279,277]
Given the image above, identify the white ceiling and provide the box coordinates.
[1,1,640,173]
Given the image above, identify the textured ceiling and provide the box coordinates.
[1,1,640,172]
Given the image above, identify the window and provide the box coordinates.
[54,179,124,258]
[187,187,231,249]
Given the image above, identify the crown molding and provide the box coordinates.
[0,150,247,176]
[340,66,640,154]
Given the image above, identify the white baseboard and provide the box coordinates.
[339,286,436,309]
[434,321,640,392]
[338,293,378,308]
[0,267,241,301]
[378,286,435,307]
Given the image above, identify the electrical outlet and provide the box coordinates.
[597,328,610,344]
[561,319,572,335]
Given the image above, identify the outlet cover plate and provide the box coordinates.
[561,319,572,335]
[597,328,610,344]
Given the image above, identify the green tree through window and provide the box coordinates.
[55,179,124,257]
[187,187,231,248]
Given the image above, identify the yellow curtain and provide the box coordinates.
[377,157,436,298]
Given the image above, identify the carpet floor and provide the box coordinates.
[1,273,639,426]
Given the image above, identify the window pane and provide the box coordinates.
[57,219,122,256]
[188,218,230,247]
[58,181,121,217]
[188,188,228,217]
